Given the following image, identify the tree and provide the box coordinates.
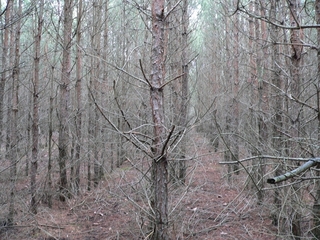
[314,0,320,237]
[7,0,22,226]
[149,0,169,238]
[226,0,320,237]
[30,0,44,215]
[70,0,83,194]
[178,0,190,183]
[0,0,12,148]
[58,0,73,201]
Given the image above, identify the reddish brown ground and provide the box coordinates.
[0,134,277,239]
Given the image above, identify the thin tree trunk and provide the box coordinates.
[150,0,169,239]
[58,0,73,201]
[313,0,320,238]
[0,0,12,150]
[223,13,233,181]
[178,0,189,183]
[231,3,240,175]
[30,0,44,214]
[8,0,21,225]
[47,72,54,208]
[270,0,284,228]
[45,6,62,208]
[71,0,83,194]
[101,0,109,174]
[93,0,102,187]
[288,0,303,238]
[256,0,268,205]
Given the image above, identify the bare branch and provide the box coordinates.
[139,59,152,88]
[267,158,320,184]
[76,43,149,88]
[161,125,175,157]
[214,112,260,192]
[159,73,185,90]
[165,0,183,20]
[238,6,320,30]
[219,155,312,164]
[112,80,132,130]
[88,85,153,158]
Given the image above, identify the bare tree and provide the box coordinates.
[0,0,12,148]
[149,0,169,238]
[8,0,21,226]
[30,0,44,215]
[313,0,320,237]
[178,0,190,183]
[70,0,83,194]
[58,0,73,201]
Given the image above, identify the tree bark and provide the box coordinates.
[150,0,169,239]
[270,0,284,228]
[313,0,320,238]
[178,0,189,183]
[58,0,73,201]
[0,0,12,149]
[30,0,44,214]
[8,0,21,225]
[71,0,83,194]
[288,1,303,237]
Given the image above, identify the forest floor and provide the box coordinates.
[0,133,278,240]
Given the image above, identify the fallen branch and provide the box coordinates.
[267,158,320,184]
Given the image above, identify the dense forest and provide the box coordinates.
[1,0,320,239]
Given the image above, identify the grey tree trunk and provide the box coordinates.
[71,0,83,194]
[313,0,320,238]
[270,0,284,228]
[30,0,44,214]
[8,0,21,225]
[0,0,12,151]
[58,0,73,201]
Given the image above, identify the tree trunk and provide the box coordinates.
[256,0,268,205]
[313,0,320,238]
[177,0,189,183]
[58,0,73,201]
[30,0,44,214]
[288,0,303,238]
[231,2,240,175]
[71,0,83,194]
[0,0,12,150]
[8,0,21,225]
[150,0,169,239]
[270,0,284,229]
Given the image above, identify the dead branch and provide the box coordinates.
[267,158,320,184]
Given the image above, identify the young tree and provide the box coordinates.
[70,0,83,194]
[8,0,22,226]
[0,0,12,148]
[58,0,73,201]
[178,0,190,182]
[30,0,44,215]
[149,0,169,238]
[313,0,320,237]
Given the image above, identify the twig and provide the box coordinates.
[214,113,260,192]
[219,155,311,164]
[161,125,175,157]
[113,80,132,129]
[238,6,320,30]
[165,0,183,20]
[159,73,185,90]
[139,59,152,88]
[88,85,153,158]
